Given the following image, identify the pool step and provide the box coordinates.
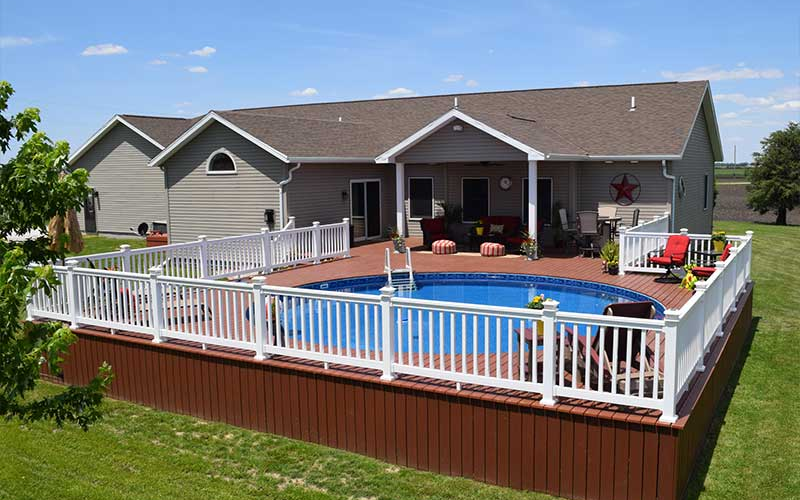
[384,248,416,292]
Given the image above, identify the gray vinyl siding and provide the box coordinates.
[73,123,166,234]
[164,122,285,243]
[397,119,527,163]
[577,161,671,227]
[671,111,715,233]
[285,163,396,234]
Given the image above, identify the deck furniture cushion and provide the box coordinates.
[692,243,732,278]
[648,234,690,281]
[431,239,457,255]
[420,217,448,248]
[480,242,506,257]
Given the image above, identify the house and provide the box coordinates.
[68,114,197,235]
[70,80,722,243]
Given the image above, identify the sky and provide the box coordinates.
[1,0,798,162]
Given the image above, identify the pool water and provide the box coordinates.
[285,273,663,355]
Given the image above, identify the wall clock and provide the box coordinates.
[499,176,512,191]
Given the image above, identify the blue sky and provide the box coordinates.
[1,0,798,162]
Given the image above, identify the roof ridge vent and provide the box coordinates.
[629,96,637,111]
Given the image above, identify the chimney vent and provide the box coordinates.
[629,96,637,111]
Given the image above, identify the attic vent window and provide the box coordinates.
[206,149,237,175]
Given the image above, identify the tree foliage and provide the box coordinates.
[0,81,112,429]
[747,122,800,225]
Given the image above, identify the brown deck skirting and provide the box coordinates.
[52,283,753,500]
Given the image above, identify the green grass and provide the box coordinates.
[68,234,146,257]
[714,167,751,178]
[1,223,797,500]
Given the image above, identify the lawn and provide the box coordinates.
[68,234,146,257]
[1,223,797,500]
[714,167,751,179]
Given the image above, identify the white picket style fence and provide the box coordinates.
[29,230,753,422]
[67,219,351,279]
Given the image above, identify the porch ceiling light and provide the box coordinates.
[604,160,614,164]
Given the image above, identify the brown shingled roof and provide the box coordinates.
[119,114,199,147]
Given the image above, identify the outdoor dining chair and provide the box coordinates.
[576,210,601,257]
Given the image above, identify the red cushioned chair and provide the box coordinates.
[648,234,691,282]
[691,243,732,278]
[420,217,448,248]
[474,215,525,249]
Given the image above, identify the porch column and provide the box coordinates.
[395,162,405,236]
[527,160,538,241]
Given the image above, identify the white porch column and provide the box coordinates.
[527,160,538,241]
[395,162,405,236]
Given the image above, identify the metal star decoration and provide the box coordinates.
[609,174,640,205]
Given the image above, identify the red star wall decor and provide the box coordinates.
[609,173,641,206]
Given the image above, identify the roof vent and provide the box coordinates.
[454,96,459,109]
[338,116,342,122]
[629,96,637,111]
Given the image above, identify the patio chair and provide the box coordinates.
[567,301,660,394]
[598,206,617,219]
[576,210,601,257]
[559,208,579,254]
[691,243,732,278]
[648,234,691,282]
[419,217,448,248]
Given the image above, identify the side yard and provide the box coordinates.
[0,223,797,500]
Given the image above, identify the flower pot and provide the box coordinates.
[713,240,726,253]
[608,264,619,275]
[475,227,484,236]
[393,239,406,253]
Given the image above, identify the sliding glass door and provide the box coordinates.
[350,180,382,241]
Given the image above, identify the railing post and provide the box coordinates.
[119,244,131,273]
[659,310,681,423]
[260,227,272,273]
[715,259,730,323]
[694,280,708,371]
[197,235,209,279]
[379,285,396,381]
[286,215,296,230]
[312,221,322,264]
[342,218,351,258]
[744,231,753,283]
[149,265,165,343]
[65,259,80,330]
[617,226,627,275]
[727,246,740,312]
[540,299,559,406]
[252,276,267,360]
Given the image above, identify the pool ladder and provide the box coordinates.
[385,248,416,292]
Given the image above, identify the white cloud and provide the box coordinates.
[661,65,784,81]
[771,86,800,101]
[290,87,319,97]
[721,112,739,119]
[0,35,55,48]
[714,93,775,106]
[174,101,192,108]
[186,66,208,73]
[575,80,591,87]
[149,59,167,65]
[81,43,128,56]
[373,87,417,99]
[465,79,479,87]
[720,118,754,127]
[443,74,464,83]
[189,46,216,57]
[771,100,800,111]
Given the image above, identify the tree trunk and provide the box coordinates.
[776,207,788,225]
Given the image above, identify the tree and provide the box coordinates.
[747,122,800,225]
[0,81,112,429]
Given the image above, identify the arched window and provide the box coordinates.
[206,149,237,174]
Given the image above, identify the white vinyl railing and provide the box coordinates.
[68,219,350,279]
[29,230,753,423]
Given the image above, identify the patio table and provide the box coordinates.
[598,216,623,241]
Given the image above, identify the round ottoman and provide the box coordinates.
[480,241,506,257]
[432,239,457,255]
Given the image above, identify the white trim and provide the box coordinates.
[205,148,238,175]
[375,109,545,164]
[407,176,435,220]
[350,178,383,241]
[461,177,490,223]
[149,112,290,167]
[544,153,682,161]
[68,115,165,165]
[677,83,724,163]
[287,156,375,163]
[522,176,554,226]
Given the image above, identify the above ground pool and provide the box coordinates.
[304,273,664,316]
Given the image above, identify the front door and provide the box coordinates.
[350,180,381,241]
[84,191,97,233]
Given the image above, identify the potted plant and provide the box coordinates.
[519,232,538,260]
[680,270,698,290]
[599,241,620,275]
[473,219,485,236]
[526,294,548,335]
[387,226,406,253]
[711,231,727,253]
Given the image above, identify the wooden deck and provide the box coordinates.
[258,238,693,310]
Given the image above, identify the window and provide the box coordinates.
[408,177,434,219]
[522,177,553,225]
[206,150,236,174]
[703,174,710,210]
[462,178,489,222]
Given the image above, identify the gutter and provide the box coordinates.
[661,160,676,232]
[278,163,302,227]
[287,156,375,163]
[544,153,682,161]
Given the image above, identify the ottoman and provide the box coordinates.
[480,241,506,257]
[432,239,457,255]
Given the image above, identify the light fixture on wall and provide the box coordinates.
[452,124,463,132]
[341,190,348,201]
[604,160,614,164]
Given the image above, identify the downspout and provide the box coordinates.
[661,160,676,232]
[278,163,302,228]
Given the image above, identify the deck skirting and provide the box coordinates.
[50,283,754,500]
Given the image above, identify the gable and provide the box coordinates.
[396,119,528,163]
